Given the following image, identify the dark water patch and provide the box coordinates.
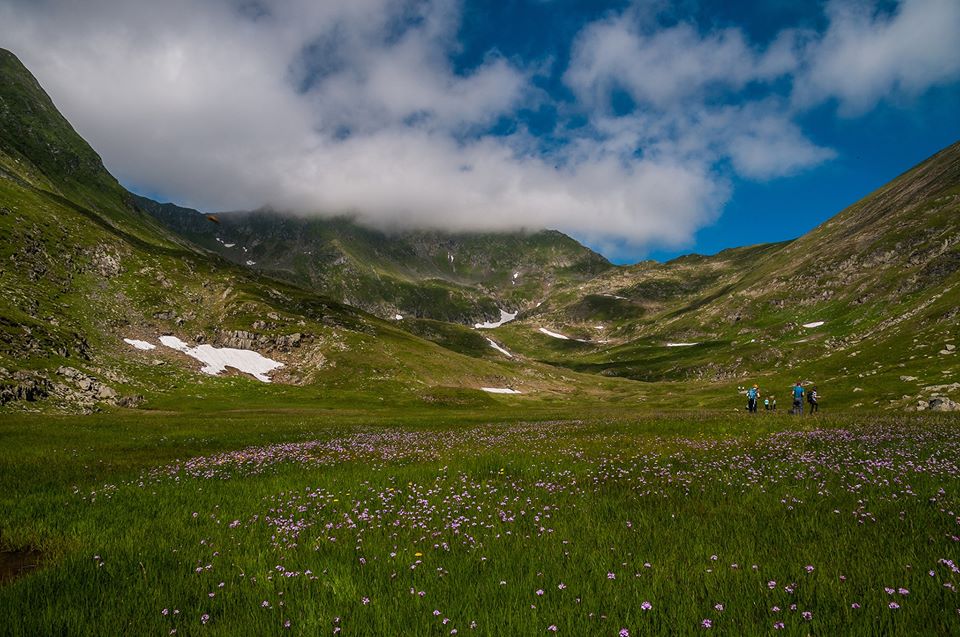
[0,549,42,585]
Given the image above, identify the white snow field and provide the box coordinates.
[486,338,513,358]
[123,338,156,351]
[480,387,522,394]
[802,321,825,328]
[158,335,283,382]
[666,342,699,347]
[475,309,518,329]
[538,327,570,340]
[394,314,404,320]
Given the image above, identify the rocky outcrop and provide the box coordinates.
[214,329,305,352]
[0,369,51,405]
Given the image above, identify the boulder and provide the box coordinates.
[928,397,960,412]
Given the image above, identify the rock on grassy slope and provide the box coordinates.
[136,197,612,324]
[0,48,624,411]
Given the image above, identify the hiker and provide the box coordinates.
[771,396,777,411]
[764,397,770,410]
[791,382,805,415]
[808,386,820,414]
[746,384,760,413]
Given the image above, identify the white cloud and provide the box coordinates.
[0,0,955,253]
[565,17,800,109]
[794,0,960,114]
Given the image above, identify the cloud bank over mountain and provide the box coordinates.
[1,0,958,250]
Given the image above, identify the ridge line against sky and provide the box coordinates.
[1,0,959,262]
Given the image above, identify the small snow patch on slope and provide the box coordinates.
[223,243,235,248]
[486,338,513,358]
[666,342,698,347]
[394,314,404,320]
[123,338,156,351]
[246,260,257,266]
[539,327,570,340]
[159,335,283,383]
[802,321,825,328]
[480,387,522,394]
[475,309,517,329]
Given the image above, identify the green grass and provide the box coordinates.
[2,408,959,635]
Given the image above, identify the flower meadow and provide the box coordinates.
[2,413,960,635]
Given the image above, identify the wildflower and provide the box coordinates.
[200,614,210,625]
[558,583,566,590]
[771,606,780,613]
[802,611,812,621]
[884,587,895,595]
[361,597,370,605]
[701,619,712,629]
[547,626,558,632]
[607,572,616,580]
[284,620,291,629]
[162,609,169,616]
[805,565,814,573]
[889,602,900,610]
[640,601,652,611]
[851,603,860,609]
[774,622,785,629]
[767,580,777,589]
[434,610,441,616]
[898,588,909,595]
[619,629,630,637]
[536,589,544,596]
[714,604,724,612]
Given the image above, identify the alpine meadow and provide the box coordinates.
[2,1,960,635]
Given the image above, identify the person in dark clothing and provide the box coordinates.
[808,386,819,414]
[791,382,805,415]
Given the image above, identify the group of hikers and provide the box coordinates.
[745,382,819,415]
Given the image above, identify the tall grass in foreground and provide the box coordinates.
[1,414,958,635]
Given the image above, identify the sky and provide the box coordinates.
[1,0,958,263]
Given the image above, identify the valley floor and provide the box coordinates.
[1,407,959,635]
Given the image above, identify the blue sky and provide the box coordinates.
[2,0,959,263]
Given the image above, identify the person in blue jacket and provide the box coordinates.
[746,384,760,413]
[791,382,805,415]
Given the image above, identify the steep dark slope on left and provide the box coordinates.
[0,48,589,411]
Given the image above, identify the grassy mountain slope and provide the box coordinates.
[137,197,612,323]
[489,142,960,408]
[0,48,633,412]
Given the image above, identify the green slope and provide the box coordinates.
[136,197,612,323]
[0,48,634,412]
[489,142,960,409]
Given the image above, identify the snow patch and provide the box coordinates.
[513,272,519,279]
[223,243,235,248]
[486,338,513,358]
[246,260,257,266]
[539,327,570,340]
[666,342,699,347]
[158,335,283,383]
[480,387,522,394]
[475,309,517,329]
[394,314,404,320]
[123,338,156,351]
[802,321,825,328]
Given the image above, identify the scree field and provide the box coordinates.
[2,409,958,636]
